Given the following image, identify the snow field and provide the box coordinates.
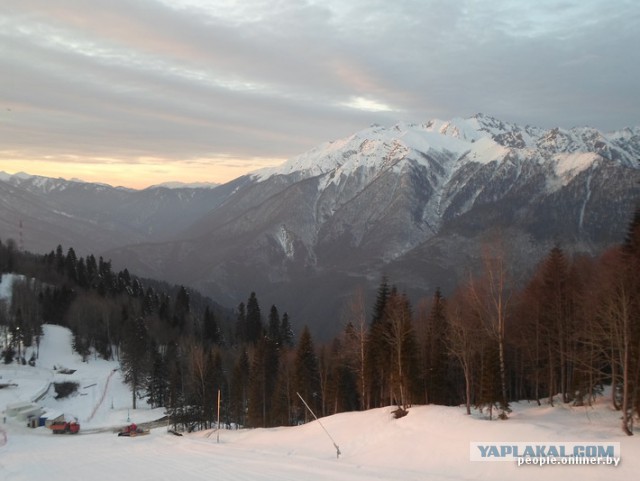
[1,323,639,481]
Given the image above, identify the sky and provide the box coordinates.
[0,0,638,189]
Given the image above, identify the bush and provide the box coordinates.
[54,381,79,399]
[392,407,408,419]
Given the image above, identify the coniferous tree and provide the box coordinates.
[293,326,321,423]
[383,291,419,412]
[202,306,221,345]
[211,350,227,427]
[245,292,263,344]
[147,341,169,408]
[280,312,294,348]
[120,316,151,409]
[267,305,281,345]
[423,289,450,405]
[230,349,250,426]
[97,256,113,295]
[55,245,65,274]
[365,278,392,408]
[235,302,246,343]
[539,246,574,403]
[270,350,294,426]
[86,254,98,288]
[172,286,190,332]
[76,257,88,288]
[323,337,359,415]
[65,247,78,282]
[166,342,186,430]
[247,337,279,427]
[513,276,546,405]
[477,341,503,419]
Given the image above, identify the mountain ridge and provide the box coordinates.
[1,115,639,337]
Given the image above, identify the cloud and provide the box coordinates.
[0,0,638,187]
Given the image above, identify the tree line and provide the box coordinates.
[0,209,638,435]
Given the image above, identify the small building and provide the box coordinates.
[40,411,64,428]
[16,404,43,422]
[6,401,34,417]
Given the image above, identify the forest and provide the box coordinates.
[1,209,639,436]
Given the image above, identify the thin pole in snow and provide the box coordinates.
[296,392,341,459]
[216,389,221,444]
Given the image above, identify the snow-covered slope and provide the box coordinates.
[1,321,638,480]
[254,113,639,190]
[1,274,159,427]
[0,324,161,429]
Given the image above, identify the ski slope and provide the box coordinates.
[1,323,639,481]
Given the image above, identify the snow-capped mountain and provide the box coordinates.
[101,115,639,336]
[1,115,638,337]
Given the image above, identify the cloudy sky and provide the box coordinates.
[0,0,638,188]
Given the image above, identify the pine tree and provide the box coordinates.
[424,288,450,405]
[230,350,250,426]
[120,316,151,409]
[540,246,573,403]
[477,342,503,420]
[293,326,321,423]
[270,352,294,426]
[55,245,65,274]
[147,341,168,408]
[245,292,263,344]
[86,254,98,287]
[172,286,190,332]
[202,306,221,345]
[267,305,281,345]
[65,247,78,282]
[247,337,279,427]
[165,342,186,430]
[235,302,246,343]
[365,278,393,408]
[280,312,294,348]
[211,350,227,427]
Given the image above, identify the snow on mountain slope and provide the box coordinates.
[252,122,470,186]
[253,114,637,192]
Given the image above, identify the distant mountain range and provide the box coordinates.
[2,114,639,338]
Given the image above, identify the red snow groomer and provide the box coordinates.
[49,421,80,434]
[117,423,149,437]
